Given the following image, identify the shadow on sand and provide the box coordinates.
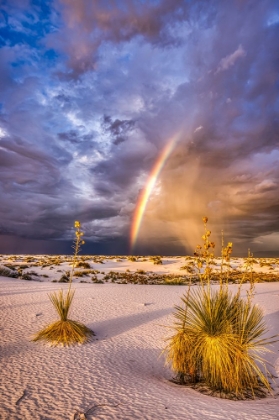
[91,307,173,340]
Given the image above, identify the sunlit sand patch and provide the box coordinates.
[0,272,279,419]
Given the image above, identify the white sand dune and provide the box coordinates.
[1,257,279,419]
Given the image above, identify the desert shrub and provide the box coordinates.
[93,257,104,264]
[92,278,104,284]
[33,290,93,345]
[21,273,33,280]
[89,269,100,274]
[75,261,91,269]
[150,256,163,265]
[180,264,196,274]
[58,273,70,283]
[25,257,35,263]
[33,221,94,346]
[0,265,19,278]
[166,286,276,397]
[163,277,186,285]
[137,269,146,274]
[28,270,39,276]
[73,270,89,277]
[165,217,277,398]
[128,256,137,262]
[101,270,191,285]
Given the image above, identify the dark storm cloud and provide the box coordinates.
[102,115,135,146]
[58,130,95,144]
[48,0,188,79]
[103,115,135,136]
[0,0,278,254]
[132,0,279,254]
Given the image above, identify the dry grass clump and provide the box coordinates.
[58,271,70,282]
[21,273,33,280]
[32,221,94,346]
[180,263,196,274]
[37,255,63,268]
[75,261,91,269]
[73,270,89,277]
[149,256,163,265]
[102,270,191,285]
[166,287,274,397]
[91,277,104,283]
[92,257,105,264]
[165,217,278,399]
[33,290,93,345]
[73,269,99,277]
[136,269,146,274]
[163,277,186,285]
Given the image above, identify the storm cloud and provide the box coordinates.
[0,0,278,255]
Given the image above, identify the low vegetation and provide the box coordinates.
[58,271,70,283]
[75,261,91,269]
[102,270,191,285]
[1,252,279,285]
[165,217,278,399]
[149,256,163,265]
[32,221,94,346]
[32,289,93,345]
[0,265,18,278]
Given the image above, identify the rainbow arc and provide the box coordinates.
[130,132,181,250]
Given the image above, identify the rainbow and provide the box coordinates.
[130,132,181,250]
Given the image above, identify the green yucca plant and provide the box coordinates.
[32,221,94,346]
[165,217,277,398]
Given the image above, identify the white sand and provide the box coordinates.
[1,257,279,419]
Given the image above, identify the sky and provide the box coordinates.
[0,0,279,256]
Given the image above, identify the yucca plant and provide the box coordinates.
[165,217,277,398]
[32,221,94,346]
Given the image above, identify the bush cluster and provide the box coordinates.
[165,217,277,399]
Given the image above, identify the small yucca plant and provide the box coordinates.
[32,221,94,346]
[165,217,277,398]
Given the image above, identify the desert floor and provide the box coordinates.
[1,256,279,419]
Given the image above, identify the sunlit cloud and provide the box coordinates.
[216,45,246,73]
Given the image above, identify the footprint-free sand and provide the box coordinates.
[1,256,279,419]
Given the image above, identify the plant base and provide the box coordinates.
[32,319,95,346]
[170,375,269,400]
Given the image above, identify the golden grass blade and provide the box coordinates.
[48,289,75,321]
